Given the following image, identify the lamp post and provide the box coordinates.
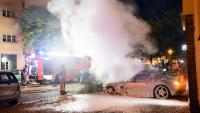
[167,49,174,73]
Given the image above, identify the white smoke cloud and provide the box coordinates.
[47,0,157,83]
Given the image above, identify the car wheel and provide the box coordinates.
[105,87,115,95]
[8,99,18,105]
[154,85,171,99]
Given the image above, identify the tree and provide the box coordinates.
[149,10,185,56]
[18,6,64,53]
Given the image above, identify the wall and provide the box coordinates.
[182,0,200,112]
[194,0,200,103]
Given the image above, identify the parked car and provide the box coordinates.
[104,70,186,99]
[0,71,21,105]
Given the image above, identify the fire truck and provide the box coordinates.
[28,53,91,83]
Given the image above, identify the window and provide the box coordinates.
[2,9,15,18]
[9,74,17,83]
[0,74,10,83]
[7,35,11,42]
[3,35,6,42]
[133,73,151,82]
[2,34,17,43]
[12,35,16,42]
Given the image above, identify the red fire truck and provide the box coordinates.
[29,54,91,83]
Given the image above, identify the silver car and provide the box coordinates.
[0,71,21,105]
[104,70,186,99]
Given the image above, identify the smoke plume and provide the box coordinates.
[47,0,157,83]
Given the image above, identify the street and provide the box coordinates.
[0,83,189,113]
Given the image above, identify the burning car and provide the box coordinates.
[104,70,186,99]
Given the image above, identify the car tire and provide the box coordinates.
[8,99,18,105]
[153,85,171,99]
[105,86,116,95]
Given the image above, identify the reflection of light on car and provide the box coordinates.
[174,81,180,86]
[163,68,167,72]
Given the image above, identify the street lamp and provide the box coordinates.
[1,57,7,62]
[167,49,174,56]
[1,57,8,70]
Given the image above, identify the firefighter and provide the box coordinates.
[21,68,25,86]
[59,64,67,95]
[172,62,180,75]
[23,65,29,84]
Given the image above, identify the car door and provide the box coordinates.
[125,72,151,97]
[0,73,13,99]
[7,73,19,95]
[13,70,21,83]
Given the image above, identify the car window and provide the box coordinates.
[0,74,10,84]
[13,70,20,75]
[9,73,18,83]
[133,73,151,82]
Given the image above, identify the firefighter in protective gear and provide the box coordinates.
[60,64,67,95]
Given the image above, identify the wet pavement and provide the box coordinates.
[20,83,84,103]
[0,83,189,113]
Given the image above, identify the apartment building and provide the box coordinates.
[0,0,48,70]
[0,0,24,70]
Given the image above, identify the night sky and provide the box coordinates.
[123,0,182,20]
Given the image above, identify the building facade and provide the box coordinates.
[0,0,24,70]
[0,0,48,71]
[182,0,200,112]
